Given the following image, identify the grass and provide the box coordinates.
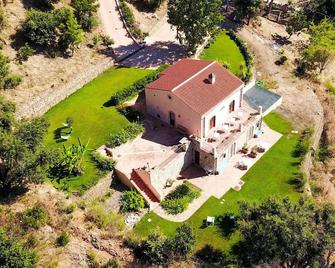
[43,67,152,193]
[201,30,247,76]
[133,112,301,251]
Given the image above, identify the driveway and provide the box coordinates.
[98,0,186,66]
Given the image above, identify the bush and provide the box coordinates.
[227,30,253,82]
[161,182,201,214]
[106,123,144,148]
[195,244,228,267]
[0,229,37,267]
[103,259,121,268]
[56,231,70,247]
[101,35,114,47]
[91,152,116,171]
[290,172,307,192]
[275,55,288,65]
[110,65,168,105]
[170,224,196,259]
[0,7,6,32]
[118,0,147,39]
[22,205,48,229]
[17,44,36,63]
[325,80,335,94]
[120,190,145,212]
[293,129,312,158]
[64,203,76,214]
[3,74,22,89]
[86,203,125,231]
[136,231,170,265]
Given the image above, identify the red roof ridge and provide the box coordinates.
[171,60,216,92]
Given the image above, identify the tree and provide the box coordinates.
[54,8,83,53]
[120,190,145,212]
[235,0,263,25]
[302,19,335,73]
[0,98,51,195]
[70,0,98,31]
[170,224,196,259]
[286,11,308,38]
[23,9,57,47]
[137,231,170,265]
[0,51,10,88]
[0,228,37,268]
[236,198,335,267]
[168,0,223,51]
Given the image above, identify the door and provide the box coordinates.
[169,111,175,127]
[229,100,235,113]
[217,153,229,173]
[194,150,200,165]
[210,116,216,129]
[229,142,236,158]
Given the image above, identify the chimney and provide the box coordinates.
[258,106,263,115]
[208,73,216,84]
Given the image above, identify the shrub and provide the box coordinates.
[0,229,37,267]
[91,152,116,171]
[325,80,335,95]
[64,203,76,214]
[196,244,228,266]
[101,35,115,47]
[103,259,121,268]
[293,128,312,158]
[161,182,201,214]
[118,0,147,39]
[170,224,196,259]
[17,44,35,63]
[25,234,39,248]
[120,190,145,212]
[106,123,144,148]
[290,172,307,192]
[110,65,168,105]
[22,204,48,229]
[136,230,170,265]
[86,203,125,231]
[0,7,6,32]
[3,74,22,89]
[227,30,253,82]
[56,231,70,247]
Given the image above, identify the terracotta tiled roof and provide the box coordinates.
[147,59,244,115]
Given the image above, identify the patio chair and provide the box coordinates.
[206,216,215,226]
[60,134,71,140]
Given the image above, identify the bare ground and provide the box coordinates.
[0,183,137,267]
[1,0,113,109]
[237,17,335,202]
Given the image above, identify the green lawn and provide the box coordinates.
[43,67,152,193]
[133,113,301,251]
[201,30,246,76]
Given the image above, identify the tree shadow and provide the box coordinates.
[21,0,55,11]
[216,213,238,238]
[0,187,29,205]
[53,126,71,143]
[272,33,292,46]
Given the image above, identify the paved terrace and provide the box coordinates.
[152,123,282,222]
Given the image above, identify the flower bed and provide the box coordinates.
[161,181,201,215]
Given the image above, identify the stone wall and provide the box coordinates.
[15,58,115,119]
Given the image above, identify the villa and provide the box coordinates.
[113,59,282,207]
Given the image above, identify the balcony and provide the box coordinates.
[194,103,261,156]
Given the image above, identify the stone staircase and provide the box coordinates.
[131,172,160,204]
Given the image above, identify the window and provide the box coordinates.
[229,100,235,113]
[168,95,172,100]
[210,116,216,129]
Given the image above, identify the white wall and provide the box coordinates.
[145,88,202,136]
[202,85,243,138]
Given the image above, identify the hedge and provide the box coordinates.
[119,0,147,40]
[110,65,168,105]
[106,123,144,148]
[161,182,201,215]
[91,151,116,171]
[227,29,254,82]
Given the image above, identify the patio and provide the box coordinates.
[152,123,282,222]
